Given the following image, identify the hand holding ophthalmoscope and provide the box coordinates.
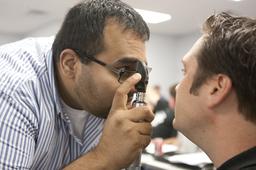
[126,60,150,170]
[94,67,154,170]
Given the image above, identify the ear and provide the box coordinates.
[207,74,232,109]
[59,49,80,79]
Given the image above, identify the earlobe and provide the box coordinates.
[208,74,232,108]
[59,49,79,78]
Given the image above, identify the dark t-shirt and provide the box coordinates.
[151,108,177,139]
[217,146,256,170]
[151,97,177,139]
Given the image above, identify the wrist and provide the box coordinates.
[93,147,119,170]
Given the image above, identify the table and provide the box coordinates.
[141,154,192,170]
[141,153,215,170]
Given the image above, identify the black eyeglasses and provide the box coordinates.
[73,49,152,83]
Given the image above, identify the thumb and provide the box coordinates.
[110,73,141,113]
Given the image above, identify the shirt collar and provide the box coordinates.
[218,146,256,170]
[45,49,63,115]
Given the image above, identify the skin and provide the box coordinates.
[174,36,256,168]
[56,20,154,169]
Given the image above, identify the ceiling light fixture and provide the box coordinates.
[135,8,171,24]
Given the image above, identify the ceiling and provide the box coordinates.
[0,0,255,38]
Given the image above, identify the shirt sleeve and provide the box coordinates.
[0,93,36,169]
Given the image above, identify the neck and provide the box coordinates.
[55,65,82,109]
[196,113,256,168]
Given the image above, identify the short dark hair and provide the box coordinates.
[190,12,256,123]
[52,0,150,63]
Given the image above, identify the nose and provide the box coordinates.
[175,84,179,92]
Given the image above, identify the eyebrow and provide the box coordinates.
[114,57,148,66]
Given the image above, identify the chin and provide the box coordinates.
[172,118,178,130]
[97,107,112,119]
[172,118,183,132]
[92,112,108,119]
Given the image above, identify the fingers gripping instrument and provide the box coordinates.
[126,60,149,170]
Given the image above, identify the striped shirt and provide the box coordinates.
[0,37,105,169]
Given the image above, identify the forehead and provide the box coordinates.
[182,36,204,67]
[98,21,147,64]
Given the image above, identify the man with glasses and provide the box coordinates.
[0,0,154,169]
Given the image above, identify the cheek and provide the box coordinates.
[174,79,195,128]
[175,80,190,109]
[174,82,209,133]
[94,73,120,102]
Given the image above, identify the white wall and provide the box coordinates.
[0,34,22,45]
[147,32,200,98]
[147,34,177,98]
[27,22,61,37]
[0,22,61,46]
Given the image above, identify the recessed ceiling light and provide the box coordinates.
[135,8,171,24]
[230,0,243,2]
